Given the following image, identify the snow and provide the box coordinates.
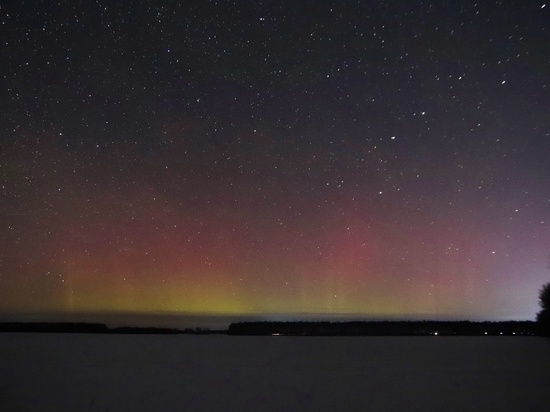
[1,334,549,411]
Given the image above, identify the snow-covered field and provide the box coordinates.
[1,334,549,411]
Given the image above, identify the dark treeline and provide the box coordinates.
[2,320,541,336]
[0,322,111,334]
[228,321,538,336]
[0,322,182,334]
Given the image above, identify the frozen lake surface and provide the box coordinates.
[1,334,549,411]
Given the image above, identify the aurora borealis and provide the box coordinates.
[1,1,549,327]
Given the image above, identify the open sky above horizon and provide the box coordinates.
[1,0,549,323]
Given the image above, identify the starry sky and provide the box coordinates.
[1,0,549,326]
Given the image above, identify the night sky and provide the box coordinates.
[1,0,549,325]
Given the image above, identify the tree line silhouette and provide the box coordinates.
[228,320,536,336]
[0,322,181,334]
[2,280,548,336]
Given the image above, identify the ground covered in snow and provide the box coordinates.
[1,334,549,411]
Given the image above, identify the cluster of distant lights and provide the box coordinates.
[270,332,533,336]
[430,331,531,336]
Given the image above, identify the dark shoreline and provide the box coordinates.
[0,320,541,336]
[228,320,538,336]
[0,322,224,335]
